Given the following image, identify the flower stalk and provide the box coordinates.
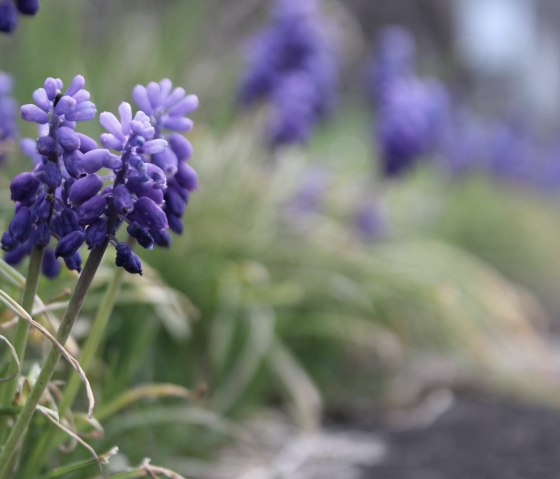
[21,260,127,478]
[0,245,45,442]
[0,243,107,479]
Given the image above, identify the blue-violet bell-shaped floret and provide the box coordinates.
[115,242,142,275]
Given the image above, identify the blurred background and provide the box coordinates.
[3,0,560,477]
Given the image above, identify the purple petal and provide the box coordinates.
[169,133,192,160]
[132,85,152,114]
[32,88,51,112]
[142,139,167,155]
[57,126,81,152]
[65,101,96,121]
[102,153,122,170]
[21,104,49,124]
[100,111,124,139]
[132,196,168,231]
[65,75,85,97]
[146,82,161,110]
[69,174,104,205]
[176,161,198,191]
[81,149,111,173]
[100,133,123,151]
[44,77,60,101]
[159,79,173,103]
[163,87,185,108]
[72,89,90,103]
[162,116,193,132]
[167,94,199,117]
[118,102,132,135]
[54,95,77,116]
[77,133,98,153]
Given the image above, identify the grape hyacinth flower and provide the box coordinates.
[1,75,97,276]
[132,79,199,241]
[0,0,40,33]
[73,81,198,275]
[238,0,337,147]
[0,72,17,163]
[370,26,449,177]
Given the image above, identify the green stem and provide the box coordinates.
[0,244,107,479]
[61,265,125,413]
[13,246,45,361]
[0,246,45,439]
[22,265,126,479]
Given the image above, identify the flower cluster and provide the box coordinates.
[132,79,199,237]
[2,75,97,277]
[1,76,198,277]
[0,72,17,163]
[0,0,39,33]
[370,26,448,177]
[238,0,337,147]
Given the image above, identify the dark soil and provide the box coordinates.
[360,394,560,479]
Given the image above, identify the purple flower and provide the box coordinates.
[73,99,174,274]
[132,80,198,243]
[23,75,96,125]
[0,72,17,162]
[2,75,97,277]
[238,0,337,147]
[132,79,198,136]
[115,242,142,275]
[370,27,449,177]
[15,0,39,15]
[0,1,17,33]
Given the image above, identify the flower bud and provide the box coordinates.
[57,126,81,152]
[131,196,168,231]
[36,136,57,156]
[127,223,154,250]
[42,248,60,279]
[175,161,198,191]
[168,214,183,234]
[44,161,62,189]
[33,222,50,247]
[151,229,172,248]
[9,206,32,242]
[113,184,133,214]
[21,104,49,124]
[10,172,40,202]
[63,251,82,272]
[165,187,186,217]
[169,133,192,160]
[115,242,142,275]
[77,195,106,225]
[69,174,103,205]
[55,231,85,258]
[85,218,107,248]
[16,0,40,15]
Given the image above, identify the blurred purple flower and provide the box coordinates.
[2,75,98,276]
[132,79,198,242]
[239,0,337,147]
[0,72,17,163]
[0,0,40,33]
[370,26,449,177]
